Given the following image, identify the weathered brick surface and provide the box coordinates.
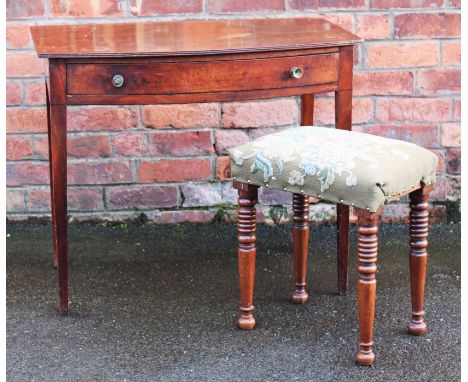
[446,149,461,174]
[149,131,214,157]
[6,81,22,105]
[142,104,219,129]
[6,0,460,223]
[49,0,124,17]
[418,69,460,95]
[394,13,460,39]
[130,0,203,15]
[138,159,211,183]
[106,185,178,209]
[440,123,461,147]
[6,136,33,160]
[367,41,439,68]
[353,71,413,96]
[221,100,298,128]
[355,14,390,40]
[68,107,139,132]
[442,41,461,66]
[28,188,104,211]
[376,98,452,123]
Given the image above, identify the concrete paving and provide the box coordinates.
[6,222,460,381]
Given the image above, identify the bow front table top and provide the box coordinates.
[30,18,361,315]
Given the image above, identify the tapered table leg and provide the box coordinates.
[408,186,431,336]
[46,82,58,269]
[292,193,310,304]
[234,182,258,330]
[49,59,68,315]
[355,208,381,366]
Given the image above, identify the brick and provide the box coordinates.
[112,133,148,157]
[24,81,46,105]
[314,97,373,125]
[7,0,45,19]
[214,129,249,154]
[6,162,49,186]
[446,149,460,174]
[221,99,297,128]
[6,52,45,77]
[6,136,33,160]
[418,69,460,95]
[138,159,211,183]
[6,189,25,212]
[446,176,460,201]
[28,188,104,211]
[68,135,112,158]
[355,14,390,40]
[453,99,460,121]
[440,124,460,147]
[452,0,460,7]
[370,0,443,8]
[181,182,237,207]
[366,41,438,68]
[70,188,105,210]
[153,210,216,224]
[106,185,178,210]
[429,176,447,200]
[7,81,22,105]
[442,42,461,65]
[288,0,365,9]
[6,23,32,48]
[216,156,231,180]
[366,125,438,148]
[395,13,460,39]
[353,71,413,96]
[130,0,202,15]
[429,149,444,174]
[142,104,219,129]
[7,108,47,133]
[68,161,132,185]
[208,0,284,12]
[68,106,139,132]
[376,98,451,123]
[49,0,124,17]
[149,131,214,157]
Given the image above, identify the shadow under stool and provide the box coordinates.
[229,126,438,366]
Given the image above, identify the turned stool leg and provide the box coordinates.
[292,193,310,304]
[234,182,258,330]
[408,186,431,336]
[355,208,381,366]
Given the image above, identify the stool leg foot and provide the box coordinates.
[235,182,258,330]
[408,187,430,336]
[292,193,310,304]
[354,208,381,366]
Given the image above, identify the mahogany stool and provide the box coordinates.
[229,126,438,365]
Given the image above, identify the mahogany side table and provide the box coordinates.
[30,18,361,315]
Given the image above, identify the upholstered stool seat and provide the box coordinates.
[229,126,437,366]
[229,126,437,212]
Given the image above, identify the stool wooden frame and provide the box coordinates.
[233,181,431,366]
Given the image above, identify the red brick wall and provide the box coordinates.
[6,0,460,224]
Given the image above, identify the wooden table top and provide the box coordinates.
[31,18,360,58]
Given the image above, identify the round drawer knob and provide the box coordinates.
[289,66,303,79]
[112,74,124,88]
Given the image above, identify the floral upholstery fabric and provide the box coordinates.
[229,126,437,212]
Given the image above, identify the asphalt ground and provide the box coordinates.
[6,222,460,381]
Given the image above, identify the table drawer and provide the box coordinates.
[67,54,338,95]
